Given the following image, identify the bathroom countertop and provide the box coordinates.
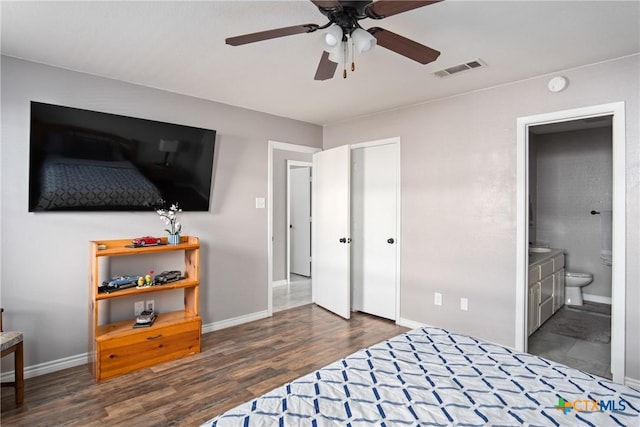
[529,248,564,266]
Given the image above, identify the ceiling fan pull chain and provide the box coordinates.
[351,37,356,72]
[343,41,348,78]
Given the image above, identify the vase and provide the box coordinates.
[168,234,180,245]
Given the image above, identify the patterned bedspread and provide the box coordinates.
[203,327,639,426]
[35,156,164,210]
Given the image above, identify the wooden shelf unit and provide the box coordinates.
[89,235,201,382]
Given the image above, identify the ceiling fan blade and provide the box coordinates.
[314,51,338,80]
[369,27,440,64]
[365,0,442,19]
[226,24,319,46]
[310,0,343,12]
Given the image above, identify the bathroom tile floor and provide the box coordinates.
[528,302,611,379]
[273,274,312,312]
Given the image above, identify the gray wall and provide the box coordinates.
[272,149,313,282]
[322,55,639,381]
[0,56,322,369]
[535,127,613,299]
[2,53,638,384]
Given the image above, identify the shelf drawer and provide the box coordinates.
[97,318,201,381]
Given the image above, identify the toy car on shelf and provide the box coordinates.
[133,310,158,328]
[99,275,140,292]
[132,236,161,246]
[135,310,157,324]
[153,270,182,284]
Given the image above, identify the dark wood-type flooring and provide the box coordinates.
[1,304,407,426]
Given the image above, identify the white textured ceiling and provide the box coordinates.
[2,1,639,125]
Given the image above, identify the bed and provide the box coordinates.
[203,327,639,426]
[31,124,165,211]
[35,155,164,210]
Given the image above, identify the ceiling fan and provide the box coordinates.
[225,0,443,80]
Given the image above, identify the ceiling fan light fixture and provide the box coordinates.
[322,24,343,50]
[351,28,376,54]
[327,42,345,64]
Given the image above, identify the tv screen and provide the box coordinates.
[29,102,216,212]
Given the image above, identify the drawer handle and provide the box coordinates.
[147,334,163,340]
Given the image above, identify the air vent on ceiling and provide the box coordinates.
[433,59,486,78]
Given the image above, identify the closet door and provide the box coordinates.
[312,145,351,319]
[351,143,398,320]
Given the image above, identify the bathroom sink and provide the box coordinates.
[529,247,552,253]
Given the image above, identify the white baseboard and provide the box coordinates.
[583,293,612,305]
[397,317,428,330]
[201,310,269,334]
[272,280,288,288]
[2,310,270,381]
[1,352,88,382]
[625,377,640,389]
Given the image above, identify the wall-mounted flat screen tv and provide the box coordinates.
[29,102,216,212]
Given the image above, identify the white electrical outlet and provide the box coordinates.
[134,301,145,316]
[460,297,469,311]
[434,292,442,306]
[146,300,155,312]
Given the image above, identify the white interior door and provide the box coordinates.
[351,143,398,320]
[312,145,351,319]
[290,166,311,277]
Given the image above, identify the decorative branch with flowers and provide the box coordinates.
[156,203,182,236]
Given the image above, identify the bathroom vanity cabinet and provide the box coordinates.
[528,250,565,336]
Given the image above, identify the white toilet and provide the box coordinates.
[564,272,593,306]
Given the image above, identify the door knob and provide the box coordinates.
[387,238,395,244]
[339,237,347,243]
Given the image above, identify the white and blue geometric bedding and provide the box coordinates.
[35,155,164,210]
[202,327,639,426]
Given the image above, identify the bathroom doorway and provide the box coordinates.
[527,117,613,379]
[515,102,626,383]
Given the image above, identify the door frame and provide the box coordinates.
[515,102,626,383]
[286,160,313,282]
[268,141,321,317]
[350,137,402,323]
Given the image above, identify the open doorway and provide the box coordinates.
[275,160,313,312]
[526,117,613,379]
[516,103,626,383]
[267,141,321,316]
[287,161,312,280]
